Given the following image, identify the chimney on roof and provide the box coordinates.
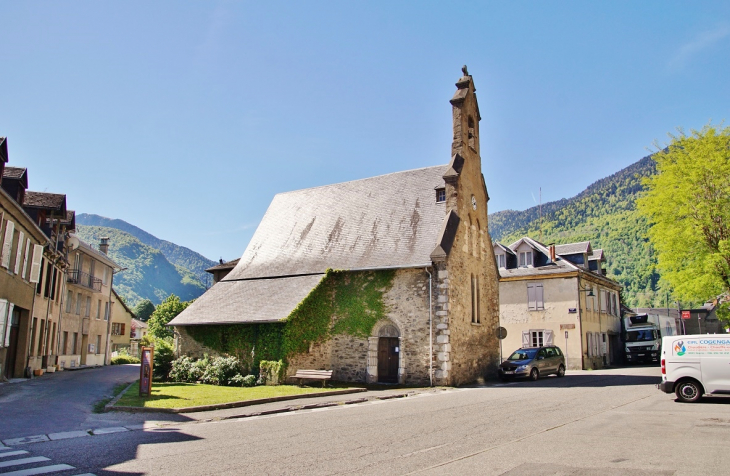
[549,245,556,262]
[99,237,109,254]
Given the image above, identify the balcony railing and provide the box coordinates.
[67,270,102,291]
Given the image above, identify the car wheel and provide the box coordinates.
[556,365,565,378]
[675,380,703,403]
[529,368,539,381]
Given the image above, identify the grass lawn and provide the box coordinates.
[115,381,338,409]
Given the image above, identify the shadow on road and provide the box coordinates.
[491,373,661,389]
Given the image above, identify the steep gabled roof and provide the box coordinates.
[588,249,605,262]
[224,165,448,281]
[3,166,27,182]
[493,242,516,256]
[23,191,67,213]
[555,241,591,256]
[206,258,240,273]
[170,274,325,325]
[508,236,550,256]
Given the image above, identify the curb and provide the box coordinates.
[210,391,416,422]
[103,381,137,412]
[109,387,369,413]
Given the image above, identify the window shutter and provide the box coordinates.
[13,231,24,274]
[535,283,544,310]
[4,303,14,347]
[527,284,536,310]
[0,299,7,349]
[29,244,44,283]
[522,331,530,347]
[545,329,554,346]
[1,220,14,269]
[21,238,31,279]
[121,323,126,336]
[586,333,592,357]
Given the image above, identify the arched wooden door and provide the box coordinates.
[377,325,399,383]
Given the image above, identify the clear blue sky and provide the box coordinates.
[1,1,728,261]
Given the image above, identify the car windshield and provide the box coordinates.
[507,349,538,361]
[626,330,657,342]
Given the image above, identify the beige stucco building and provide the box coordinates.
[171,68,501,386]
[109,289,135,354]
[495,237,622,370]
[56,235,120,368]
[0,139,51,380]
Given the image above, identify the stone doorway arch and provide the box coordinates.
[367,321,403,383]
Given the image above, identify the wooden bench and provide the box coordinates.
[291,370,333,387]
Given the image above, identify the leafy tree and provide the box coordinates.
[147,294,192,340]
[638,125,730,304]
[133,299,155,322]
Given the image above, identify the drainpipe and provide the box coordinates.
[425,267,433,387]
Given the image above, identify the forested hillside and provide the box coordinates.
[76,213,216,284]
[75,225,208,306]
[489,155,667,307]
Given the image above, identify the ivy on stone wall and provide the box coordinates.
[185,268,395,367]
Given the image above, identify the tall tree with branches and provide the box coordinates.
[638,125,730,311]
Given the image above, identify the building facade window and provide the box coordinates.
[65,290,73,313]
[527,282,544,311]
[104,302,109,321]
[436,188,445,203]
[519,251,533,268]
[75,293,82,315]
[497,254,505,268]
[85,296,91,317]
[96,335,102,354]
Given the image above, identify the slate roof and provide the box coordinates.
[498,258,577,278]
[171,165,449,326]
[169,274,325,325]
[2,166,26,180]
[588,249,605,261]
[23,191,67,212]
[206,258,240,273]
[224,165,448,280]
[555,241,591,256]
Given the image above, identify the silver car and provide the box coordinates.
[498,346,566,381]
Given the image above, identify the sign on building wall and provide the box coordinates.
[139,346,154,397]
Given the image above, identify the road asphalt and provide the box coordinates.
[3,365,730,475]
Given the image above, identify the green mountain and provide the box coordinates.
[76,213,216,284]
[488,154,667,307]
[74,225,210,306]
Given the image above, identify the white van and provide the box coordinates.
[659,334,730,403]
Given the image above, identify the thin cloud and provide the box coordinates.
[669,25,730,69]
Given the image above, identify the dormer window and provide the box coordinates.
[497,254,506,268]
[519,251,533,268]
[436,188,446,203]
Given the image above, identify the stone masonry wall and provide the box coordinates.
[287,268,432,385]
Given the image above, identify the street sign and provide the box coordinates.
[681,311,691,320]
[496,327,508,339]
[565,331,569,339]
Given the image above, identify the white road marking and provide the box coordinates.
[0,456,50,468]
[1,464,75,475]
[0,450,29,458]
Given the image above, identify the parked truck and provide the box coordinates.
[622,314,663,364]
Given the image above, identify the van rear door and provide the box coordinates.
[700,338,730,394]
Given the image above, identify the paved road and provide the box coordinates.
[0,364,186,441]
[5,366,730,475]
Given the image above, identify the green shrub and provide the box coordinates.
[229,374,257,387]
[201,356,242,386]
[152,338,175,381]
[111,355,140,365]
[169,356,204,383]
[258,360,286,385]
